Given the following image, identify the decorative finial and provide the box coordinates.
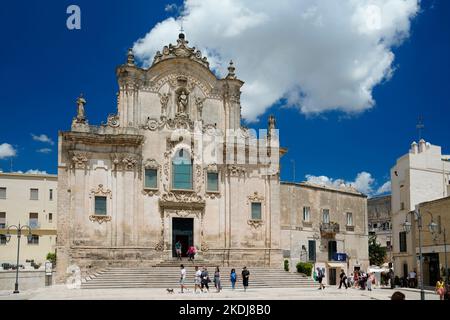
[179,17,185,40]
[127,48,135,66]
[226,60,236,79]
[268,115,276,130]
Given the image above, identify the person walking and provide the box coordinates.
[201,267,210,293]
[179,264,187,293]
[389,268,395,289]
[367,272,374,291]
[187,245,196,261]
[408,270,417,288]
[230,268,237,290]
[175,240,182,261]
[316,267,325,290]
[242,266,250,292]
[194,266,202,293]
[214,266,222,293]
[338,269,348,289]
[436,278,446,300]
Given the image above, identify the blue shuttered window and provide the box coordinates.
[95,196,107,215]
[145,169,158,189]
[172,149,193,190]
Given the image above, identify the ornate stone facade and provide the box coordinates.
[56,33,282,281]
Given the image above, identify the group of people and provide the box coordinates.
[175,241,197,262]
[179,265,250,293]
[315,268,376,291]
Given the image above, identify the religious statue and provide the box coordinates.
[195,96,206,119]
[268,115,276,130]
[76,94,86,123]
[159,92,170,116]
[177,89,188,114]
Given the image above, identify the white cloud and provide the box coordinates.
[0,143,17,159]
[31,134,54,145]
[165,3,178,13]
[133,0,420,121]
[376,180,391,195]
[15,169,48,175]
[305,171,390,196]
[37,148,52,154]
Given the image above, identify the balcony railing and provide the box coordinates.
[320,222,339,238]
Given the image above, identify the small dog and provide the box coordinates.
[166,288,174,294]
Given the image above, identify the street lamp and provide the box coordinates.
[5,223,32,294]
[402,208,439,301]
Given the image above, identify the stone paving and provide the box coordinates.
[0,285,440,300]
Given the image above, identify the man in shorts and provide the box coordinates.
[179,264,187,293]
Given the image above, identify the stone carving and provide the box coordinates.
[110,153,139,171]
[152,33,210,69]
[144,158,160,170]
[89,215,112,224]
[150,73,211,98]
[228,165,246,177]
[89,184,112,199]
[122,156,138,170]
[71,152,89,169]
[201,241,209,252]
[195,164,203,193]
[226,60,236,80]
[107,114,119,128]
[177,89,189,114]
[142,113,194,131]
[159,92,170,116]
[195,96,206,118]
[247,191,264,203]
[155,238,165,251]
[206,163,218,172]
[247,219,265,228]
[160,192,205,204]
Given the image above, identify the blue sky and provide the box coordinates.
[0,0,449,196]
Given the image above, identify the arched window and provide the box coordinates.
[172,149,193,190]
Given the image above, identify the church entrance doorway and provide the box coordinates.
[172,218,194,258]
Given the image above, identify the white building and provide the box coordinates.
[0,172,57,266]
[391,139,450,278]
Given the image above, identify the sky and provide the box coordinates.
[0,0,449,197]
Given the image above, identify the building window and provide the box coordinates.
[95,196,107,215]
[28,235,39,245]
[322,209,330,223]
[144,169,158,189]
[0,235,6,245]
[30,188,39,200]
[48,213,53,223]
[49,189,53,201]
[308,240,316,262]
[29,213,39,229]
[0,212,5,229]
[172,149,193,190]
[400,202,405,210]
[346,212,353,226]
[328,240,337,261]
[399,231,407,252]
[206,172,219,192]
[303,207,310,222]
[0,187,6,199]
[251,202,262,220]
[386,241,391,251]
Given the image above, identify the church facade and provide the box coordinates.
[56,34,282,280]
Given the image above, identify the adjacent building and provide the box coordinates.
[391,139,450,279]
[414,196,450,286]
[368,195,392,254]
[280,182,369,285]
[0,172,57,265]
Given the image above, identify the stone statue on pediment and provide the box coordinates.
[159,92,170,116]
[76,94,86,123]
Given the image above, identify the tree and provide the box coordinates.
[369,234,386,266]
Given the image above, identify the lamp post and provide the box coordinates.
[5,223,32,294]
[403,208,425,300]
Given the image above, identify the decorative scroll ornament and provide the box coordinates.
[152,33,210,69]
[89,184,112,199]
[247,191,264,203]
[160,192,205,204]
[122,156,138,170]
[144,158,160,170]
[107,114,119,128]
[110,153,139,171]
[142,113,194,131]
[159,92,170,116]
[201,241,209,252]
[247,219,264,229]
[71,152,89,169]
[89,215,112,224]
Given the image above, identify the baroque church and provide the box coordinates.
[56,33,283,280]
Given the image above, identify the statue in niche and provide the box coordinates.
[177,89,189,114]
[159,92,170,116]
[195,96,206,119]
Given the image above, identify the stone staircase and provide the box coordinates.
[81,266,317,289]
